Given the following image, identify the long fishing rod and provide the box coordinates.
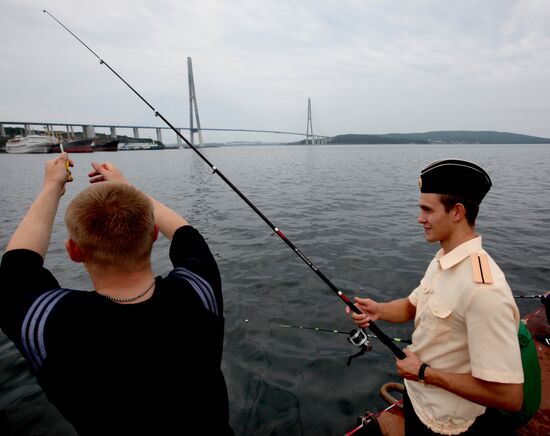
[44,10,405,360]
[514,294,547,299]
[345,400,403,436]
[275,324,412,344]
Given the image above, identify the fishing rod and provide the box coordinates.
[344,400,403,436]
[274,323,375,365]
[44,10,406,360]
[275,323,411,365]
[514,294,547,299]
[275,324,412,344]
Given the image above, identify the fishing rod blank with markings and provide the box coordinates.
[43,9,406,360]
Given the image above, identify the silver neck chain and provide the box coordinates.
[97,278,156,303]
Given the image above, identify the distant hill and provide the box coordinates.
[328,133,419,144]
[326,131,550,145]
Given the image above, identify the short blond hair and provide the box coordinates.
[65,182,155,267]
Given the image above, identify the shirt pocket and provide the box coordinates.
[428,295,453,343]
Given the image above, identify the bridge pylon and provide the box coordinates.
[187,57,203,146]
[306,97,314,145]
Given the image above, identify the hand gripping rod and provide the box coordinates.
[44,10,406,360]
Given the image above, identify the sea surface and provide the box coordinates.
[0,144,549,435]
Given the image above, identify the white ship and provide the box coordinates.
[5,135,59,154]
[118,137,164,150]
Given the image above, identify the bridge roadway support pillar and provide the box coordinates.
[24,124,31,135]
[0,124,5,137]
[133,127,139,139]
[156,128,162,144]
[84,125,95,139]
[110,126,117,139]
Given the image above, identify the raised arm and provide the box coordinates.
[88,162,188,240]
[5,154,73,257]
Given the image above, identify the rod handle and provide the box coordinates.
[367,322,406,360]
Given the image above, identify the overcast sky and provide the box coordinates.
[1,0,550,143]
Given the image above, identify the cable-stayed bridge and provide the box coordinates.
[1,57,328,146]
[0,121,329,146]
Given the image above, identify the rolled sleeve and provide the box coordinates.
[409,284,421,307]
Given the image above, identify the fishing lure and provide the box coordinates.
[59,143,72,182]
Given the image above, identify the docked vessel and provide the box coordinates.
[50,138,94,153]
[118,136,165,150]
[93,137,118,152]
[5,134,59,154]
[49,137,119,153]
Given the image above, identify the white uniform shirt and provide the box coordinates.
[406,236,523,435]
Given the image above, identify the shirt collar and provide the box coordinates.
[436,236,482,270]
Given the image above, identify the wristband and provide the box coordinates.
[418,362,430,385]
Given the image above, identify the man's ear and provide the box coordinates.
[153,224,159,243]
[452,203,467,222]
[65,239,84,263]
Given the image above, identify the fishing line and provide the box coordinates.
[44,9,406,360]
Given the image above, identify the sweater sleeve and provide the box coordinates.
[0,249,61,360]
[168,226,223,314]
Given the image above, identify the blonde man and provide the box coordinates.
[0,155,234,435]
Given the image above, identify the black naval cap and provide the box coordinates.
[419,159,492,204]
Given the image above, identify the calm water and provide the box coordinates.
[0,144,549,435]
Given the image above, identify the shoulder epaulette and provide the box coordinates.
[470,253,494,284]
